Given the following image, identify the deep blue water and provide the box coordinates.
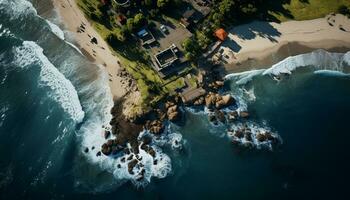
[1,0,350,199]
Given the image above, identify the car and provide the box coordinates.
[160,25,168,34]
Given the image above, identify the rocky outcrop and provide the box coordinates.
[240,111,250,118]
[145,120,164,135]
[205,92,236,109]
[215,110,226,123]
[128,159,138,174]
[208,81,225,90]
[228,111,239,122]
[193,96,205,106]
[101,139,124,156]
[166,102,180,122]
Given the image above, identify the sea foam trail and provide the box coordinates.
[46,20,65,40]
[13,41,84,122]
[225,50,350,84]
[263,49,348,75]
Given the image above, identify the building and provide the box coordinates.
[214,28,228,41]
[180,87,206,104]
[137,29,156,46]
[153,44,179,71]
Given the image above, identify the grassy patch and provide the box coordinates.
[270,0,350,21]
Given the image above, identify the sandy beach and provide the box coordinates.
[221,14,350,73]
[51,0,127,100]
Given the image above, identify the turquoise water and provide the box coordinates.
[1,0,350,199]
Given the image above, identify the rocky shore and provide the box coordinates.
[84,65,282,183]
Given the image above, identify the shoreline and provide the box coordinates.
[222,14,350,74]
[223,39,350,74]
[51,0,127,100]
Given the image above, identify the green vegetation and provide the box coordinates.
[76,0,188,109]
[76,0,350,111]
[270,0,350,21]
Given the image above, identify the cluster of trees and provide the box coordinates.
[182,0,261,61]
[338,5,350,18]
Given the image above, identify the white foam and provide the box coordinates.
[12,41,84,122]
[66,41,84,56]
[228,122,282,151]
[46,20,65,40]
[80,127,173,187]
[225,69,265,85]
[263,49,346,76]
[0,0,37,20]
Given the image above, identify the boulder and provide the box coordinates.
[147,147,156,157]
[193,96,205,106]
[104,130,111,139]
[96,151,101,157]
[215,110,226,123]
[128,159,138,174]
[146,120,164,135]
[256,133,267,142]
[234,130,244,138]
[101,143,112,156]
[167,105,179,121]
[240,111,250,118]
[84,147,89,153]
[208,115,216,122]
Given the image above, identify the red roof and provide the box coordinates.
[214,28,228,41]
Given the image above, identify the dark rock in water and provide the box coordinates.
[121,157,126,163]
[209,115,216,122]
[145,120,164,135]
[84,147,89,153]
[228,111,239,122]
[127,154,134,161]
[91,146,95,150]
[128,159,138,174]
[96,151,101,157]
[106,139,114,146]
[234,130,244,138]
[101,143,112,156]
[124,148,130,155]
[256,133,267,142]
[245,132,252,141]
[147,147,156,157]
[117,164,121,168]
[104,130,111,139]
[240,111,250,118]
[215,110,226,123]
[153,159,158,165]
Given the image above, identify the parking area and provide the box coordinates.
[147,19,193,55]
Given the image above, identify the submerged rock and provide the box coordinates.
[240,111,250,118]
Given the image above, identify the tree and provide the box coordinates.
[157,0,170,9]
[134,13,146,27]
[126,18,134,32]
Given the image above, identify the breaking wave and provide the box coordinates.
[13,41,84,122]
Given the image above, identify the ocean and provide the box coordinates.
[1,0,350,199]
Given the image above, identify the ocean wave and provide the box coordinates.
[80,126,173,188]
[46,20,65,40]
[13,41,85,122]
[313,69,350,77]
[0,0,37,20]
[225,50,350,85]
[263,49,347,76]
